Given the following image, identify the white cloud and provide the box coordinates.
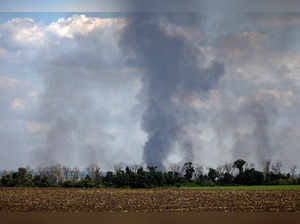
[0,18,45,48]
[47,14,127,39]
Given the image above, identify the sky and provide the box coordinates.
[2,0,300,12]
[1,2,300,171]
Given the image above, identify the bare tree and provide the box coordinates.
[53,165,63,184]
[271,161,283,174]
[263,160,271,176]
[86,164,101,181]
[62,166,71,181]
[194,165,204,178]
[38,164,63,185]
[130,164,140,173]
[113,163,124,173]
[216,165,225,177]
[223,163,234,174]
[168,164,181,173]
[70,167,80,182]
[290,165,298,178]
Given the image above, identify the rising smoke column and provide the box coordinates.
[232,99,278,165]
[30,15,136,169]
[120,15,225,169]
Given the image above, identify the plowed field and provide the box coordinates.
[0,188,300,213]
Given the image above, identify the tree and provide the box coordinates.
[183,162,195,182]
[114,169,126,188]
[53,165,63,185]
[70,167,80,182]
[38,165,63,185]
[62,166,71,181]
[234,168,264,186]
[194,165,204,177]
[216,166,225,177]
[218,172,234,185]
[208,168,218,182]
[263,160,271,181]
[11,168,33,187]
[168,164,182,183]
[233,159,246,174]
[223,163,234,174]
[125,166,135,187]
[136,167,147,188]
[147,166,164,187]
[33,175,50,187]
[86,164,98,181]
[290,165,298,178]
[168,164,181,175]
[271,161,283,175]
[103,171,114,187]
[1,170,13,187]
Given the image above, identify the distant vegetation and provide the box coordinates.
[0,159,300,188]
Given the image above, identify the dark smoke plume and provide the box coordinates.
[120,16,225,169]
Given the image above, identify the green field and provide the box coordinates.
[178,185,300,190]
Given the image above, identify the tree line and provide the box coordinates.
[0,159,299,188]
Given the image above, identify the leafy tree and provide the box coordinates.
[103,171,114,187]
[136,167,147,188]
[233,159,246,174]
[218,172,234,185]
[62,180,74,188]
[33,175,50,187]
[208,168,218,182]
[11,168,33,187]
[1,171,13,187]
[125,166,136,188]
[183,162,195,182]
[114,169,127,188]
[234,168,264,185]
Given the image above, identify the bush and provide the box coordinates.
[61,180,74,188]
[198,179,216,187]
[270,178,294,185]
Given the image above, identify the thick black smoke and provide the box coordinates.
[120,16,225,169]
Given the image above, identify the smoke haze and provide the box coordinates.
[0,10,300,170]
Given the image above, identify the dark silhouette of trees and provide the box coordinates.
[218,172,234,185]
[1,170,13,187]
[0,160,299,188]
[233,159,246,174]
[234,168,264,185]
[33,175,50,187]
[183,162,195,182]
[208,168,218,182]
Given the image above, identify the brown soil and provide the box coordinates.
[0,188,300,213]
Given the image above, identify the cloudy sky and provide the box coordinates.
[1,2,300,170]
[2,0,300,12]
